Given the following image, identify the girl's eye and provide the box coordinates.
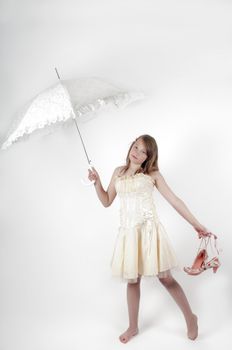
[134,145,146,154]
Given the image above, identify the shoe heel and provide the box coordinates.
[213,266,219,273]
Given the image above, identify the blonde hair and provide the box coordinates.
[119,134,159,176]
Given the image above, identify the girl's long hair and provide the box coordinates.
[119,134,159,176]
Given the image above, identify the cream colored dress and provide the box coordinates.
[110,172,180,283]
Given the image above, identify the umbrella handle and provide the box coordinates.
[81,177,95,186]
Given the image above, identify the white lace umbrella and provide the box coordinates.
[1,69,145,183]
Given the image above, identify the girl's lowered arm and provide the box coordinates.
[153,171,203,228]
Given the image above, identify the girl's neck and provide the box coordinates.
[128,163,142,175]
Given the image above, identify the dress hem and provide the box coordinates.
[111,264,181,283]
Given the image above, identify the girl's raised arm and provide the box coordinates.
[88,166,121,207]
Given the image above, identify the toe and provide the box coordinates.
[119,334,128,343]
[119,328,139,343]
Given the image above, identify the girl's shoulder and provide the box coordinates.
[115,165,126,177]
[148,170,160,181]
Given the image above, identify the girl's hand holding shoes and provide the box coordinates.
[193,224,211,238]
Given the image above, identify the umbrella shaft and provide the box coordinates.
[73,118,91,165]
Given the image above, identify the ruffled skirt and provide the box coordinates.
[110,219,180,283]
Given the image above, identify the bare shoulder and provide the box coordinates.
[149,170,161,179]
[109,165,125,183]
[115,165,125,176]
[148,170,179,205]
[149,170,162,186]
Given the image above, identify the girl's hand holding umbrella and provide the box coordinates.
[88,167,100,185]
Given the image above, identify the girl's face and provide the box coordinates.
[129,139,148,165]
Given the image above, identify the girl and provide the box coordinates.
[88,134,209,343]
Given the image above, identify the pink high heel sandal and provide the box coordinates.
[184,232,221,276]
[203,256,221,273]
[183,249,208,275]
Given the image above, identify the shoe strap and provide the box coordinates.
[198,232,220,256]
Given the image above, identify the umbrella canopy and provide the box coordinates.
[1,77,145,151]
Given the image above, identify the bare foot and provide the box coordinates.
[187,313,198,340]
[119,327,139,343]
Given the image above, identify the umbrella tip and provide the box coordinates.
[54,67,61,80]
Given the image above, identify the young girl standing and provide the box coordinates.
[88,134,209,343]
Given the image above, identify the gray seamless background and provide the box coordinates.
[0,1,232,349]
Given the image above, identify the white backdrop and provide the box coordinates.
[0,1,232,349]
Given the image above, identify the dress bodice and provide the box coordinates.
[115,173,159,227]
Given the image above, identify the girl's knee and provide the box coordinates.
[158,275,175,287]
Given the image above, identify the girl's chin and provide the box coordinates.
[130,159,141,166]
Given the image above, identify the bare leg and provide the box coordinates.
[158,274,198,340]
[119,276,141,343]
